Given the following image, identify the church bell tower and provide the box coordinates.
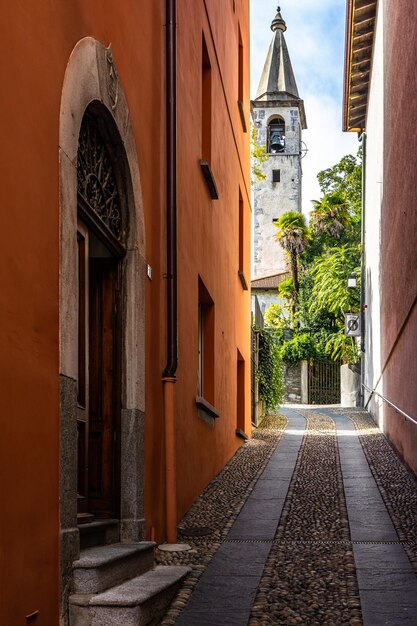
[252,7,307,280]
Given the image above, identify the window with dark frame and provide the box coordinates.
[272,169,281,183]
[238,188,248,289]
[237,25,247,132]
[197,278,215,405]
[202,35,212,162]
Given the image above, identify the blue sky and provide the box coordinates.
[250,0,359,213]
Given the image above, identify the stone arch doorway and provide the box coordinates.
[59,38,146,621]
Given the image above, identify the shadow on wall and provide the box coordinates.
[363,264,381,424]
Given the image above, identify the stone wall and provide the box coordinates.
[283,362,302,404]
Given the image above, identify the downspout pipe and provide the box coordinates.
[360,131,367,405]
[164,0,178,379]
[163,0,178,544]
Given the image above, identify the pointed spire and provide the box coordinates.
[255,7,299,101]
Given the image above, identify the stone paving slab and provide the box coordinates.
[175,411,305,625]
[322,408,417,626]
[358,592,417,625]
[167,407,417,625]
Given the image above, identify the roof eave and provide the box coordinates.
[343,0,377,133]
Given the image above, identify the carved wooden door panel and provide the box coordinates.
[76,221,121,521]
[88,257,121,518]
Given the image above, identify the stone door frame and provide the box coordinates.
[59,37,146,623]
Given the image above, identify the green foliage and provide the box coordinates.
[278,277,295,302]
[264,303,287,329]
[309,245,360,322]
[256,328,284,412]
[265,148,362,366]
[317,151,362,219]
[310,192,350,239]
[275,211,309,254]
[275,212,309,301]
[325,329,360,364]
[279,333,317,365]
[251,125,268,182]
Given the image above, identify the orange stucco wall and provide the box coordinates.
[0,0,250,621]
[141,0,252,540]
[169,0,252,524]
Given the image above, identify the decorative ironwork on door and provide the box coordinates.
[77,114,122,240]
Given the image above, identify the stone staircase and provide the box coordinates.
[69,542,190,625]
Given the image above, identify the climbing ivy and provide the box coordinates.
[256,328,284,413]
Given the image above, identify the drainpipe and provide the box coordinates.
[360,131,367,406]
[162,0,178,544]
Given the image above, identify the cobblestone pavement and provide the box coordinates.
[157,408,417,625]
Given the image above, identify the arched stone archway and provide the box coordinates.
[59,38,146,623]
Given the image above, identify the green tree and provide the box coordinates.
[275,211,308,305]
[310,191,350,239]
[264,303,286,329]
[309,245,360,321]
[317,151,362,217]
[265,149,362,366]
[308,245,360,364]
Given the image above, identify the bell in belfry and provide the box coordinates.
[270,129,285,152]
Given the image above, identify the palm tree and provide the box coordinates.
[275,211,308,305]
[310,191,350,239]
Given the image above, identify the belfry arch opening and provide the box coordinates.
[267,116,286,153]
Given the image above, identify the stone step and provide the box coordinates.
[73,542,156,594]
[69,565,191,626]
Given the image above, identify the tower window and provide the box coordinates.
[272,169,281,183]
[267,117,286,153]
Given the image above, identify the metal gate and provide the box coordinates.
[308,360,340,404]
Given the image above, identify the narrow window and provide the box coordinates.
[272,169,281,183]
[200,35,219,198]
[237,25,247,132]
[267,117,286,153]
[238,27,243,102]
[198,278,215,405]
[238,190,244,273]
[202,35,212,162]
[238,189,248,289]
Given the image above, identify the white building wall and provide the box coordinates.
[252,105,302,279]
[252,290,285,317]
[363,0,384,424]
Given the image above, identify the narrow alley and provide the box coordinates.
[159,408,417,625]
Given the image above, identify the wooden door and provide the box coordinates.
[77,222,121,522]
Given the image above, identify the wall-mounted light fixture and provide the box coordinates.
[347,273,357,288]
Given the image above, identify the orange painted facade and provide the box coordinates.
[0,1,250,623]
